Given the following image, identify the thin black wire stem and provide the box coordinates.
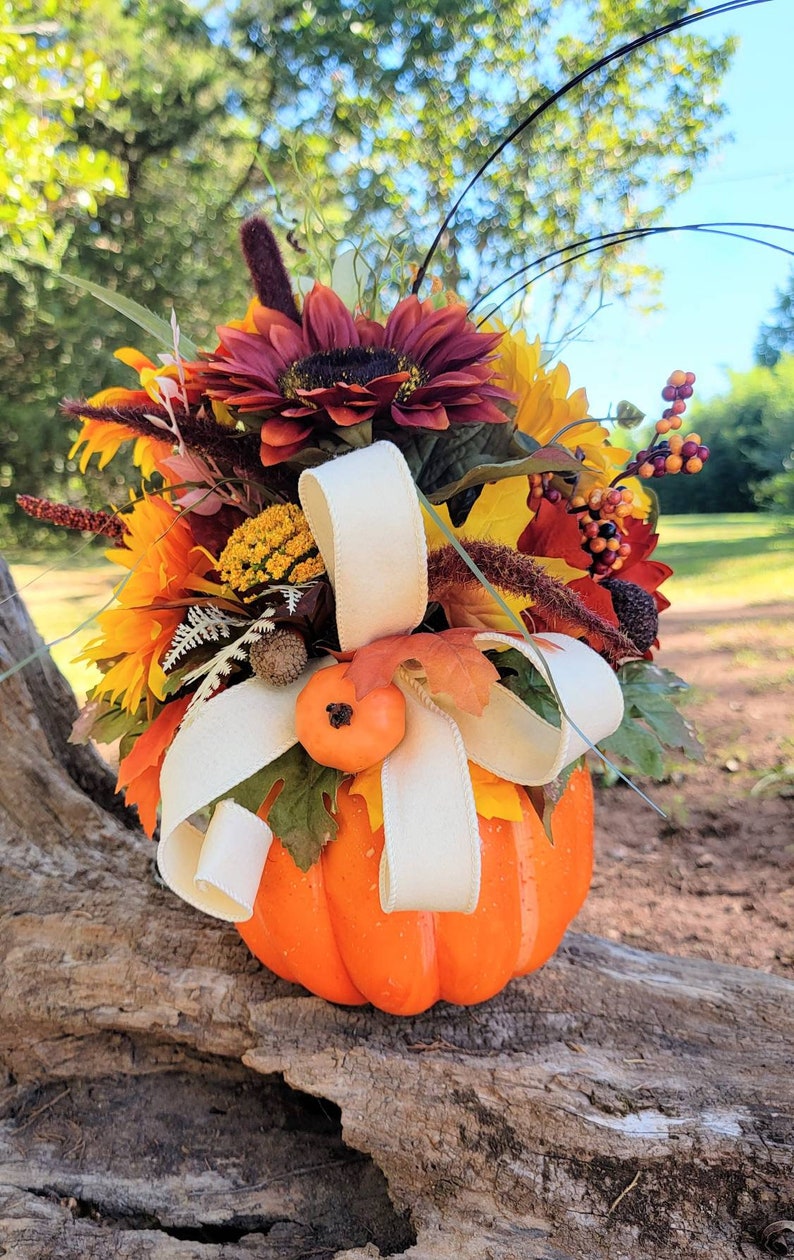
[468,221,794,316]
[474,225,794,326]
[411,0,773,296]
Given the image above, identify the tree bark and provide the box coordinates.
[0,557,791,1260]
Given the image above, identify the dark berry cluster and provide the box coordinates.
[570,485,635,577]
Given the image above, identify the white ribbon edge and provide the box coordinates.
[439,631,625,786]
[156,662,331,921]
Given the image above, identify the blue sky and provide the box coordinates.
[553,0,794,420]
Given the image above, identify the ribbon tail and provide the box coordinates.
[157,662,330,921]
[157,801,273,922]
[380,673,481,914]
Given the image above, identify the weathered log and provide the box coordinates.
[0,556,792,1260]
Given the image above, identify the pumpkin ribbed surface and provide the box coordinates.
[237,765,593,1015]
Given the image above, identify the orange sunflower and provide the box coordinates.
[82,494,226,714]
[69,347,206,478]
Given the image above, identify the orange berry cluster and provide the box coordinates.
[627,371,710,481]
[568,369,709,578]
[529,471,563,509]
[571,484,636,577]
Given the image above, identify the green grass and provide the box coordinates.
[3,512,792,699]
[655,513,794,609]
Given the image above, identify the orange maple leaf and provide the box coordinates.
[116,695,191,836]
[344,629,499,716]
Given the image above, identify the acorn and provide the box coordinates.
[250,627,308,686]
[602,579,659,653]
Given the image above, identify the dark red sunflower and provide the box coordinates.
[199,284,511,466]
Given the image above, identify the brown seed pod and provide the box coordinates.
[250,627,308,687]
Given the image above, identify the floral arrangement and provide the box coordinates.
[17,0,773,1014]
[20,216,704,872]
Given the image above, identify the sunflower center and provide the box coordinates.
[279,345,427,402]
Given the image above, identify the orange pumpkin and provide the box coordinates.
[237,764,593,1015]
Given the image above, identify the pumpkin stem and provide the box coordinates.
[326,702,354,728]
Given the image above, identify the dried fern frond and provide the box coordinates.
[182,608,276,718]
[163,605,249,673]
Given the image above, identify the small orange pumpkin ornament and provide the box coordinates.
[237,764,593,1015]
[295,662,406,773]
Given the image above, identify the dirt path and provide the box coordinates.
[578,601,794,976]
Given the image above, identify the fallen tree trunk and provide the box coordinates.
[0,557,792,1260]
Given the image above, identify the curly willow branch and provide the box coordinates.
[427,540,638,664]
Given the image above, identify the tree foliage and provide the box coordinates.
[0,0,737,542]
[755,267,794,369]
[0,0,125,276]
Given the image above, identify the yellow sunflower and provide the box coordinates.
[495,327,651,518]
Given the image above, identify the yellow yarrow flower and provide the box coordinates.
[218,503,325,600]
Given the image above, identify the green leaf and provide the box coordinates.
[644,486,661,533]
[426,444,585,504]
[618,660,688,694]
[600,717,667,780]
[387,421,520,498]
[55,273,198,358]
[77,693,150,745]
[338,420,373,448]
[209,745,346,872]
[633,695,702,759]
[615,400,646,429]
[598,659,704,780]
[487,647,561,728]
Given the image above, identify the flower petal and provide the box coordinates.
[261,417,314,446]
[302,283,359,352]
[391,402,449,430]
[355,316,387,347]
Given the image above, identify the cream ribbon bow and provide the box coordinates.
[157,441,624,922]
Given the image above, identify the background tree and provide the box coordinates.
[0,0,125,279]
[755,267,794,368]
[1,0,736,542]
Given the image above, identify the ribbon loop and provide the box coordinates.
[157,663,330,920]
[158,803,273,922]
[438,632,624,787]
[299,441,428,652]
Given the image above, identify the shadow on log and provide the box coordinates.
[0,557,792,1259]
